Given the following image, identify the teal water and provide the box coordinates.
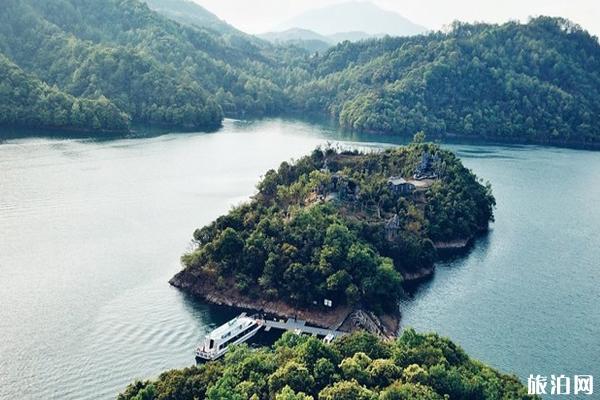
[0,119,598,399]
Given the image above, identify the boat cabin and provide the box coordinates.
[196,314,261,360]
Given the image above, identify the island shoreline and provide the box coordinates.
[170,226,489,339]
[169,270,401,338]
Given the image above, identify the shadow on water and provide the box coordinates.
[0,124,221,144]
[178,289,239,329]
[402,230,492,297]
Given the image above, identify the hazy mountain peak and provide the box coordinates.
[276,1,427,37]
[142,0,238,34]
[259,28,332,43]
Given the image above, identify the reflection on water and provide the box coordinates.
[1,118,599,399]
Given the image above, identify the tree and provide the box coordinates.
[380,382,444,400]
[339,353,372,385]
[269,362,315,395]
[412,131,426,144]
[334,332,392,360]
[317,380,375,400]
[276,386,314,400]
[213,228,244,263]
[367,359,401,388]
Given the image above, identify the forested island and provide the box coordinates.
[170,140,495,334]
[119,330,535,399]
[1,0,600,146]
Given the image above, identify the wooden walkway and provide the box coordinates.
[261,318,346,338]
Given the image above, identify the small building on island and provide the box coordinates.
[387,176,415,195]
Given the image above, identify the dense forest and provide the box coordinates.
[1,0,599,144]
[291,17,600,146]
[175,142,495,313]
[0,0,303,132]
[0,54,128,131]
[119,330,535,400]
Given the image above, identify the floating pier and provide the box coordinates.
[261,317,346,339]
[196,314,346,361]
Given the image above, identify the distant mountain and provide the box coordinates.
[258,28,378,52]
[2,0,599,147]
[142,0,237,34]
[258,28,333,52]
[328,31,377,42]
[259,28,332,44]
[276,1,427,37]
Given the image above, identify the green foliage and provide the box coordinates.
[180,144,495,312]
[290,17,600,146]
[334,331,392,360]
[0,0,306,132]
[269,361,315,394]
[119,331,535,399]
[318,380,376,400]
[0,54,128,132]
[276,386,314,400]
[2,2,599,145]
[380,382,443,400]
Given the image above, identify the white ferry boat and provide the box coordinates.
[195,313,262,361]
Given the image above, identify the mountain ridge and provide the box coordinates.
[258,28,381,52]
[275,1,428,36]
[1,0,599,148]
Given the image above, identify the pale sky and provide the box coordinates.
[193,0,600,37]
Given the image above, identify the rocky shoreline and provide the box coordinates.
[400,265,436,282]
[434,238,471,249]
[399,235,475,282]
[170,232,485,339]
[170,270,400,339]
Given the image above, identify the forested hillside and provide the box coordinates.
[1,0,599,146]
[291,17,600,146]
[0,54,128,131]
[119,330,534,400]
[0,0,304,132]
[142,0,240,35]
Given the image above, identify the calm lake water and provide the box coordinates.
[1,119,599,399]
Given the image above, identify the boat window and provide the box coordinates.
[209,339,214,349]
[220,323,256,347]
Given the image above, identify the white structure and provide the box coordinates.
[195,314,262,361]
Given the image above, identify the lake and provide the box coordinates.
[1,119,599,399]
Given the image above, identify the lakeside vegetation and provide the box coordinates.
[291,17,600,146]
[0,54,129,132]
[1,0,599,146]
[0,0,297,132]
[175,141,495,314]
[119,330,535,400]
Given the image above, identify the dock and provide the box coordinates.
[261,317,346,339]
[195,314,346,362]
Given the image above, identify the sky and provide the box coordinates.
[193,0,600,36]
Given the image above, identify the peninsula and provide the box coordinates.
[170,139,495,336]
